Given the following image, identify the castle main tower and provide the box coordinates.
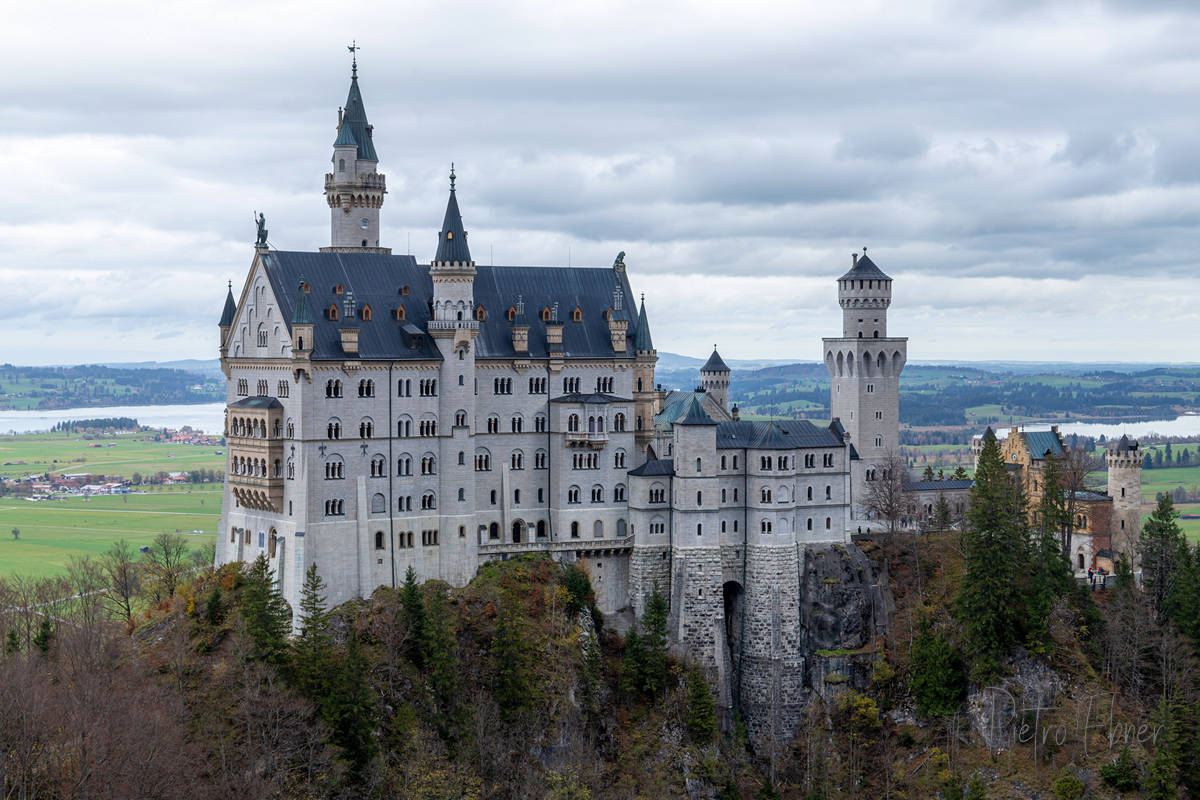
[822,251,907,524]
[323,53,387,250]
[1106,435,1143,565]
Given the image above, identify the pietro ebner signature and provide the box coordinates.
[981,688,1160,753]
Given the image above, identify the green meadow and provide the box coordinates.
[0,431,225,479]
[0,487,220,579]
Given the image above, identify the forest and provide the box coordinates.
[0,364,222,410]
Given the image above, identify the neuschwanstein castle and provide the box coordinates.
[216,59,1073,744]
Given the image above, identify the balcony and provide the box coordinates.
[565,431,608,449]
[426,320,480,332]
[229,472,284,512]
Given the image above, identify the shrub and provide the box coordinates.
[1100,746,1140,791]
[1051,771,1084,800]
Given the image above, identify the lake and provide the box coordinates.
[0,403,226,435]
[995,415,1200,441]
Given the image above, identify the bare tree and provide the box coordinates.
[1060,447,1103,556]
[143,532,190,603]
[102,539,141,622]
[862,450,908,533]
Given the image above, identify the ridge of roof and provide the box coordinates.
[677,394,717,425]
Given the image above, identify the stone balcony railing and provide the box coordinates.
[565,431,608,449]
[324,172,387,191]
[477,535,634,557]
[426,320,480,332]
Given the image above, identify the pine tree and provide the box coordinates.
[204,586,222,625]
[933,495,953,531]
[621,628,645,698]
[422,590,461,737]
[640,586,670,696]
[292,563,334,699]
[1141,493,1186,623]
[399,565,427,666]
[4,630,18,655]
[1144,697,1181,800]
[964,777,988,800]
[492,598,534,719]
[239,554,290,663]
[1026,456,1073,652]
[686,667,718,744]
[1100,745,1140,791]
[909,617,966,717]
[958,433,1027,680]
[324,629,378,777]
[922,465,935,482]
[32,618,53,655]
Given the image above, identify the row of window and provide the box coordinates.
[236,379,291,398]
[646,484,836,505]
[643,517,834,536]
[326,378,438,399]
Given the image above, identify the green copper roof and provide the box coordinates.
[677,394,716,426]
[337,72,378,161]
[434,169,472,264]
[219,283,237,326]
[634,295,653,351]
[292,279,314,325]
[334,121,357,148]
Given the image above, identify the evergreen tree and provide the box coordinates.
[909,617,966,717]
[292,563,334,699]
[621,628,645,698]
[640,586,670,696]
[1144,697,1181,800]
[958,432,1027,680]
[204,586,222,625]
[1026,456,1073,652]
[324,629,378,777]
[685,667,718,744]
[492,598,534,719]
[239,554,290,663]
[1140,493,1186,623]
[1099,745,1140,791]
[933,495,953,531]
[422,590,461,735]
[922,465,935,482]
[953,466,970,480]
[32,618,53,655]
[4,630,18,655]
[399,565,427,666]
[964,777,988,800]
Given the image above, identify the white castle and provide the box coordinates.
[216,60,910,745]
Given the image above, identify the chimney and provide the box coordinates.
[731,403,740,421]
[852,252,858,267]
[511,296,529,354]
[545,302,563,353]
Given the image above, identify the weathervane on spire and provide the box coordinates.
[348,41,359,77]
[450,162,456,191]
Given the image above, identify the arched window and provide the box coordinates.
[475,305,486,321]
[338,158,345,171]
[593,520,603,538]
[489,522,500,540]
[568,414,580,432]
[375,531,385,549]
[570,521,580,538]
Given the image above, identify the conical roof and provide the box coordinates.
[634,295,653,351]
[336,69,378,161]
[701,347,729,373]
[434,169,472,264]
[838,253,890,282]
[219,283,237,326]
[677,394,716,426]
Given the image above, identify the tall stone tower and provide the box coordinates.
[700,346,731,412]
[822,251,907,524]
[324,54,387,250]
[633,295,663,455]
[1106,435,1142,565]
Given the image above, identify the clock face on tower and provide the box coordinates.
[359,217,370,230]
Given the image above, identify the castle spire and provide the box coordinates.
[634,294,653,352]
[325,50,386,250]
[434,165,472,265]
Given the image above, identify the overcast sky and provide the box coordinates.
[3,0,1199,365]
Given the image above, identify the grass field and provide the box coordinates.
[0,486,219,579]
[0,432,225,479]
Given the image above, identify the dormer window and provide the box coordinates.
[475,305,486,322]
[400,285,410,296]
[446,231,454,240]
[360,304,372,321]
[394,306,406,321]
[507,306,516,322]
[572,306,582,322]
[327,304,339,321]
[334,284,344,295]
[541,306,552,322]
[301,282,311,293]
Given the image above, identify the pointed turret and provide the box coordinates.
[434,166,473,265]
[324,54,387,250]
[218,280,237,353]
[700,345,731,411]
[677,394,716,426]
[634,294,654,353]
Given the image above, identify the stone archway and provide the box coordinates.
[512,519,524,543]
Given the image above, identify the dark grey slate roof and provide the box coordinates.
[838,253,891,282]
[982,426,997,442]
[907,479,974,491]
[1113,434,1137,452]
[701,348,729,373]
[258,250,638,362]
[230,396,283,409]
[628,458,674,477]
[677,395,716,426]
[550,393,632,404]
[716,420,843,450]
[434,184,472,264]
[219,285,237,326]
[634,296,653,351]
[336,72,378,161]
